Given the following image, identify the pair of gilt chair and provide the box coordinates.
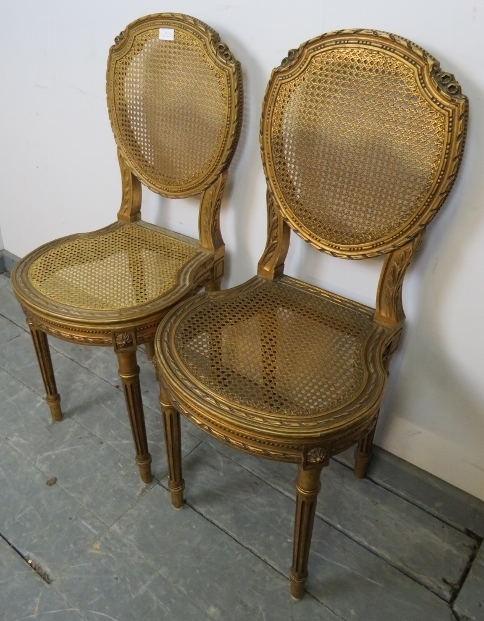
[12,14,243,484]
[154,30,467,598]
[12,14,467,600]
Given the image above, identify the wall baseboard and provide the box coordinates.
[0,249,20,274]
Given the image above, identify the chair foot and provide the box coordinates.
[136,455,153,484]
[46,395,63,422]
[354,452,372,479]
[162,405,185,507]
[159,382,185,508]
[290,575,306,599]
[168,483,185,509]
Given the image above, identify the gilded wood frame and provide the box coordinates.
[11,13,243,484]
[155,29,467,598]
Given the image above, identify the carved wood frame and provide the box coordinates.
[109,13,243,285]
[258,28,468,329]
[154,30,467,597]
[10,13,243,485]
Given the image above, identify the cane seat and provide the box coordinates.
[156,29,467,597]
[165,276,390,435]
[11,13,242,484]
[21,223,203,314]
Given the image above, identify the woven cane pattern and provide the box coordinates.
[175,278,374,415]
[28,224,199,310]
[113,27,227,189]
[271,46,446,247]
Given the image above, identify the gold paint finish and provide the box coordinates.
[291,463,324,599]
[11,13,243,484]
[108,14,242,198]
[270,48,445,247]
[155,29,467,598]
[261,30,467,259]
[27,321,62,421]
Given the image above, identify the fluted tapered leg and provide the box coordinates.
[116,349,152,483]
[354,416,378,479]
[145,338,155,363]
[290,463,324,599]
[159,383,184,508]
[28,324,62,421]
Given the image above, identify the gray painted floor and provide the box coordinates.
[0,271,482,621]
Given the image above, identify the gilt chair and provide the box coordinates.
[11,13,242,484]
[155,30,468,597]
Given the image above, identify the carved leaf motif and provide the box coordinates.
[260,194,280,266]
[210,185,224,240]
[380,231,424,323]
[383,246,412,317]
[201,185,215,243]
[121,165,131,212]
[257,191,290,279]
[281,48,299,68]
[117,149,141,221]
[307,447,327,464]
[115,332,133,348]
[199,172,227,253]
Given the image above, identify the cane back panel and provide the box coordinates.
[261,30,467,258]
[107,13,242,198]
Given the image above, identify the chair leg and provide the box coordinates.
[115,349,152,484]
[145,338,155,363]
[28,324,62,421]
[159,383,184,508]
[290,462,324,599]
[354,420,377,479]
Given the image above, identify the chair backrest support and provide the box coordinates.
[259,29,467,328]
[106,13,243,260]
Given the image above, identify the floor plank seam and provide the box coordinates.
[101,479,164,533]
[0,309,28,331]
[333,454,484,537]
[205,442,464,604]
[0,531,52,584]
[2,429,126,533]
[0,314,27,338]
[363,481,468,534]
[449,535,483,607]
[0,313,28,332]
[49,579,91,621]
[0,350,47,400]
[178,493,349,620]
[309,518,474,604]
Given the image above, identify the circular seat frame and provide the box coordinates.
[158,276,393,459]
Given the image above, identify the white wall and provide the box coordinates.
[1,0,483,500]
